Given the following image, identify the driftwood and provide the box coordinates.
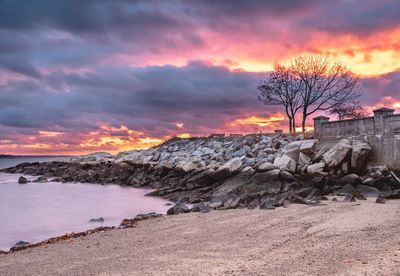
[390,171,400,185]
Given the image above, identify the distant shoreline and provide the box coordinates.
[0,155,69,158]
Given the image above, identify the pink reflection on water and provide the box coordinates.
[0,173,171,250]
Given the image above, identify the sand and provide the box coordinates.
[1,198,400,275]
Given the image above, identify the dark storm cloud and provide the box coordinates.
[300,0,400,36]
[360,70,400,105]
[0,62,267,137]
[0,0,398,79]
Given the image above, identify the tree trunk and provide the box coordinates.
[302,114,307,132]
[292,117,296,133]
[288,117,293,133]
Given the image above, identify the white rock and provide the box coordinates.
[214,157,242,179]
[306,162,326,175]
[299,139,318,155]
[298,152,312,167]
[258,162,279,172]
[273,154,297,173]
[282,141,303,162]
[323,139,352,169]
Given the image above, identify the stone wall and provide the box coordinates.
[314,107,400,169]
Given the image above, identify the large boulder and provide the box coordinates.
[298,152,312,167]
[351,140,371,172]
[299,139,318,155]
[186,169,216,189]
[247,171,282,193]
[273,154,297,173]
[282,141,303,162]
[356,185,380,197]
[213,157,242,179]
[323,139,352,169]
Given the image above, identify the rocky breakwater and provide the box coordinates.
[2,134,400,210]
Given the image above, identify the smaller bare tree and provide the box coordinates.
[258,65,302,133]
[330,103,367,120]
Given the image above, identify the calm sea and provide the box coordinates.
[0,157,171,251]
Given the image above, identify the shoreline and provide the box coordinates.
[1,198,399,275]
[0,212,163,255]
[0,172,172,255]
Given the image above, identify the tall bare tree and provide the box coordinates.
[258,65,303,133]
[291,54,360,132]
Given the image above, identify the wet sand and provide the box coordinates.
[1,198,400,275]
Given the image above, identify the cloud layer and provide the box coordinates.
[0,0,399,154]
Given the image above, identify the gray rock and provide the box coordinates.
[339,174,362,186]
[241,166,254,173]
[221,197,240,209]
[33,176,48,183]
[343,194,356,202]
[134,212,162,221]
[298,152,312,167]
[273,154,297,173]
[12,240,30,249]
[257,162,278,172]
[175,161,197,174]
[376,197,386,204]
[190,203,210,213]
[351,140,371,171]
[249,172,281,193]
[263,169,281,181]
[336,184,356,195]
[323,139,352,169]
[279,170,296,182]
[213,157,242,179]
[167,203,190,215]
[356,185,380,197]
[299,139,318,155]
[260,197,277,210]
[18,176,28,184]
[89,217,104,223]
[306,162,326,175]
[186,169,216,189]
[282,141,303,162]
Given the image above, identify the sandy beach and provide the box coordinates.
[1,198,399,275]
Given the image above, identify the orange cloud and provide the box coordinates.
[176,133,191,138]
[231,115,285,127]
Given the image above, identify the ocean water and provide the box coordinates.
[0,159,171,251]
[0,156,65,170]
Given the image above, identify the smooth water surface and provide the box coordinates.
[0,173,171,250]
[0,156,65,170]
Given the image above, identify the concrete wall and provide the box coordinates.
[318,117,375,138]
[314,108,400,169]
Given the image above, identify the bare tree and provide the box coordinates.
[258,65,303,133]
[330,103,367,120]
[291,54,361,132]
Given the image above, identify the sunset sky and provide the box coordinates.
[1,0,399,155]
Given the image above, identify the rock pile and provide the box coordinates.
[2,134,399,209]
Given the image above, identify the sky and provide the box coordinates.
[0,0,399,155]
